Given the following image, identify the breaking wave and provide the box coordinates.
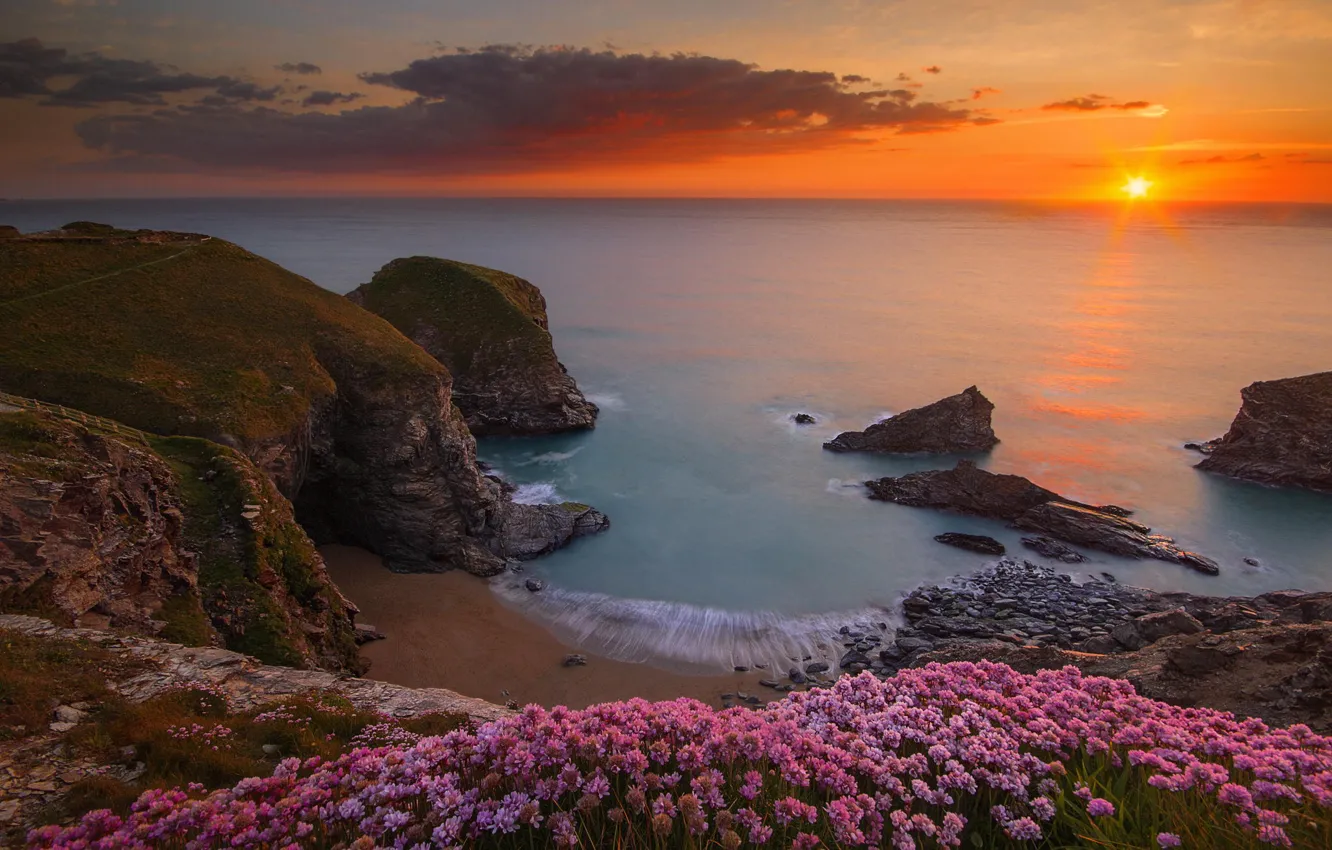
[490,578,899,674]
[510,482,564,505]
[586,392,626,412]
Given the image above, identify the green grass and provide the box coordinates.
[0,631,124,742]
[0,233,443,445]
[352,256,556,378]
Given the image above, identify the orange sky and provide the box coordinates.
[2,0,1330,201]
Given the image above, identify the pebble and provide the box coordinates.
[562,654,587,667]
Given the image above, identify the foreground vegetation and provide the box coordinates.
[27,661,1332,848]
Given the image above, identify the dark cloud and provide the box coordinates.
[971,87,1001,100]
[74,44,992,174]
[840,74,870,84]
[922,65,942,74]
[1178,152,1264,165]
[1042,94,1152,111]
[301,90,364,107]
[275,62,321,75]
[0,37,280,108]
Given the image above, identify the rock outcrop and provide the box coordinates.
[888,559,1332,730]
[0,226,607,575]
[824,386,998,454]
[866,460,1219,574]
[933,532,1005,555]
[349,257,598,436]
[0,405,362,672]
[1194,371,1332,493]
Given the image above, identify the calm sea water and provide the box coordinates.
[6,199,1332,668]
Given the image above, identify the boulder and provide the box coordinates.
[824,386,998,454]
[1020,535,1087,563]
[1134,608,1206,644]
[792,413,816,425]
[933,532,1006,555]
[1195,372,1332,493]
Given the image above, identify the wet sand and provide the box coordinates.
[321,546,775,710]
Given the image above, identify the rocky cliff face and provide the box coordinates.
[0,227,607,576]
[348,257,598,436]
[866,460,1220,574]
[824,386,998,454]
[1195,371,1332,493]
[0,405,361,672]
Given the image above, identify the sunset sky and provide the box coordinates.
[2,0,1330,201]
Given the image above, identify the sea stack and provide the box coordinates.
[824,386,998,454]
[1194,371,1332,493]
[349,257,598,436]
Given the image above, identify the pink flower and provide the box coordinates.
[1157,833,1182,848]
[1086,798,1115,817]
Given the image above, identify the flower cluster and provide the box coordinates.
[29,662,1332,849]
[165,722,235,753]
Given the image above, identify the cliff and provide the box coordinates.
[0,402,361,672]
[0,225,606,574]
[348,257,598,436]
[1195,371,1332,493]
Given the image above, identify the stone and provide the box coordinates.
[1195,371,1332,493]
[759,679,781,688]
[1134,609,1205,644]
[804,661,829,675]
[824,386,998,454]
[933,532,1006,555]
[1078,635,1121,654]
[53,705,87,724]
[1016,503,1220,576]
[354,624,386,644]
[1020,535,1088,563]
[792,413,817,425]
[524,579,545,592]
[48,722,77,733]
[895,636,934,654]
[262,744,281,755]
[1111,621,1147,651]
[839,650,872,669]
[562,653,587,667]
[788,667,807,684]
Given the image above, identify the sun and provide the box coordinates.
[1121,176,1153,199]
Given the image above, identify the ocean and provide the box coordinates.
[6,198,1331,670]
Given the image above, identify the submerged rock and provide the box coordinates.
[1021,535,1087,563]
[349,257,598,437]
[1194,371,1332,493]
[792,413,817,425]
[866,461,1217,574]
[824,386,998,454]
[934,532,1006,555]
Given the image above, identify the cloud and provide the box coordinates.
[971,87,1001,100]
[922,65,942,74]
[72,44,993,175]
[0,37,277,107]
[1129,139,1332,152]
[1178,153,1265,165]
[1042,93,1155,112]
[301,90,363,107]
[275,62,321,75]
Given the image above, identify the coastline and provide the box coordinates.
[321,545,775,709]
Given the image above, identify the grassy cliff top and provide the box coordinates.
[351,257,556,376]
[0,227,443,443]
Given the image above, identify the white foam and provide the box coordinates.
[586,392,626,412]
[490,579,899,674]
[511,482,563,505]
[517,447,584,466]
[872,410,896,424]
[766,408,837,436]
[825,478,865,496]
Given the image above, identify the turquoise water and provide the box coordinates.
[6,199,1332,666]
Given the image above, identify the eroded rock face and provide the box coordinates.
[1195,371,1332,493]
[0,408,361,672]
[824,386,998,454]
[866,461,1218,573]
[482,477,610,563]
[349,257,598,436]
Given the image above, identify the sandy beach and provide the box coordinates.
[321,545,776,710]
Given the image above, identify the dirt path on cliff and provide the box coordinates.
[0,243,200,308]
[322,546,775,710]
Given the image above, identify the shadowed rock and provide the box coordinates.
[866,461,1218,574]
[1194,371,1332,493]
[824,386,998,454]
[1020,535,1087,563]
[933,532,1006,555]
